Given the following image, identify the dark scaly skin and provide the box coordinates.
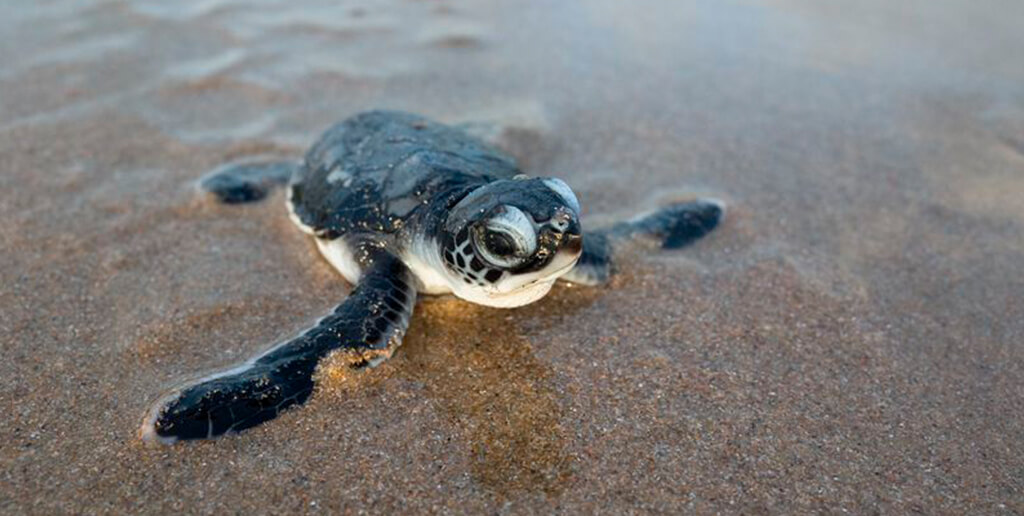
[143,247,416,442]
[199,161,294,204]
[561,199,725,286]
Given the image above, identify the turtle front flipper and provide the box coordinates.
[140,250,416,443]
[561,199,725,286]
[199,158,297,204]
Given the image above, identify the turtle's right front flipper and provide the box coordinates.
[562,198,725,286]
[140,250,416,443]
[199,158,297,204]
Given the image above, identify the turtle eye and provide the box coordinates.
[483,230,518,258]
[472,205,537,268]
[474,227,531,268]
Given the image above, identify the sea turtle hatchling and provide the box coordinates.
[140,110,725,443]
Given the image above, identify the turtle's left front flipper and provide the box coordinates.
[562,199,725,286]
[140,250,416,443]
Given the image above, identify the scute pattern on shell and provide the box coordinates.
[289,110,522,241]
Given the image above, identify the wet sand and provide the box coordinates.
[2,0,1024,513]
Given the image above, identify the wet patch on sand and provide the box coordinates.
[369,293,601,498]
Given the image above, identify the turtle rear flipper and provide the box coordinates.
[619,199,726,249]
[141,250,416,443]
[199,159,297,204]
[561,199,725,286]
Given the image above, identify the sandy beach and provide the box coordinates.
[2,0,1023,513]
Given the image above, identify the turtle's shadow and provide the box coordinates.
[394,284,601,498]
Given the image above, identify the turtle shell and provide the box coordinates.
[289,111,521,240]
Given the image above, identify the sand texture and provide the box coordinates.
[2,0,1024,513]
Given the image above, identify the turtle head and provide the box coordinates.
[438,176,583,308]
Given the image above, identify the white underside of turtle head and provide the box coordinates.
[403,234,577,308]
[309,233,576,308]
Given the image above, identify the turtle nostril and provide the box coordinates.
[549,209,575,233]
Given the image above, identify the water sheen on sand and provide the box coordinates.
[2,0,1024,513]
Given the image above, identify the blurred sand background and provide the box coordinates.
[2,0,1024,513]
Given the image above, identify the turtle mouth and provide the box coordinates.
[491,237,581,294]
[561,232,583,255]
[540,251,580,280]
[549,236,583,275]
